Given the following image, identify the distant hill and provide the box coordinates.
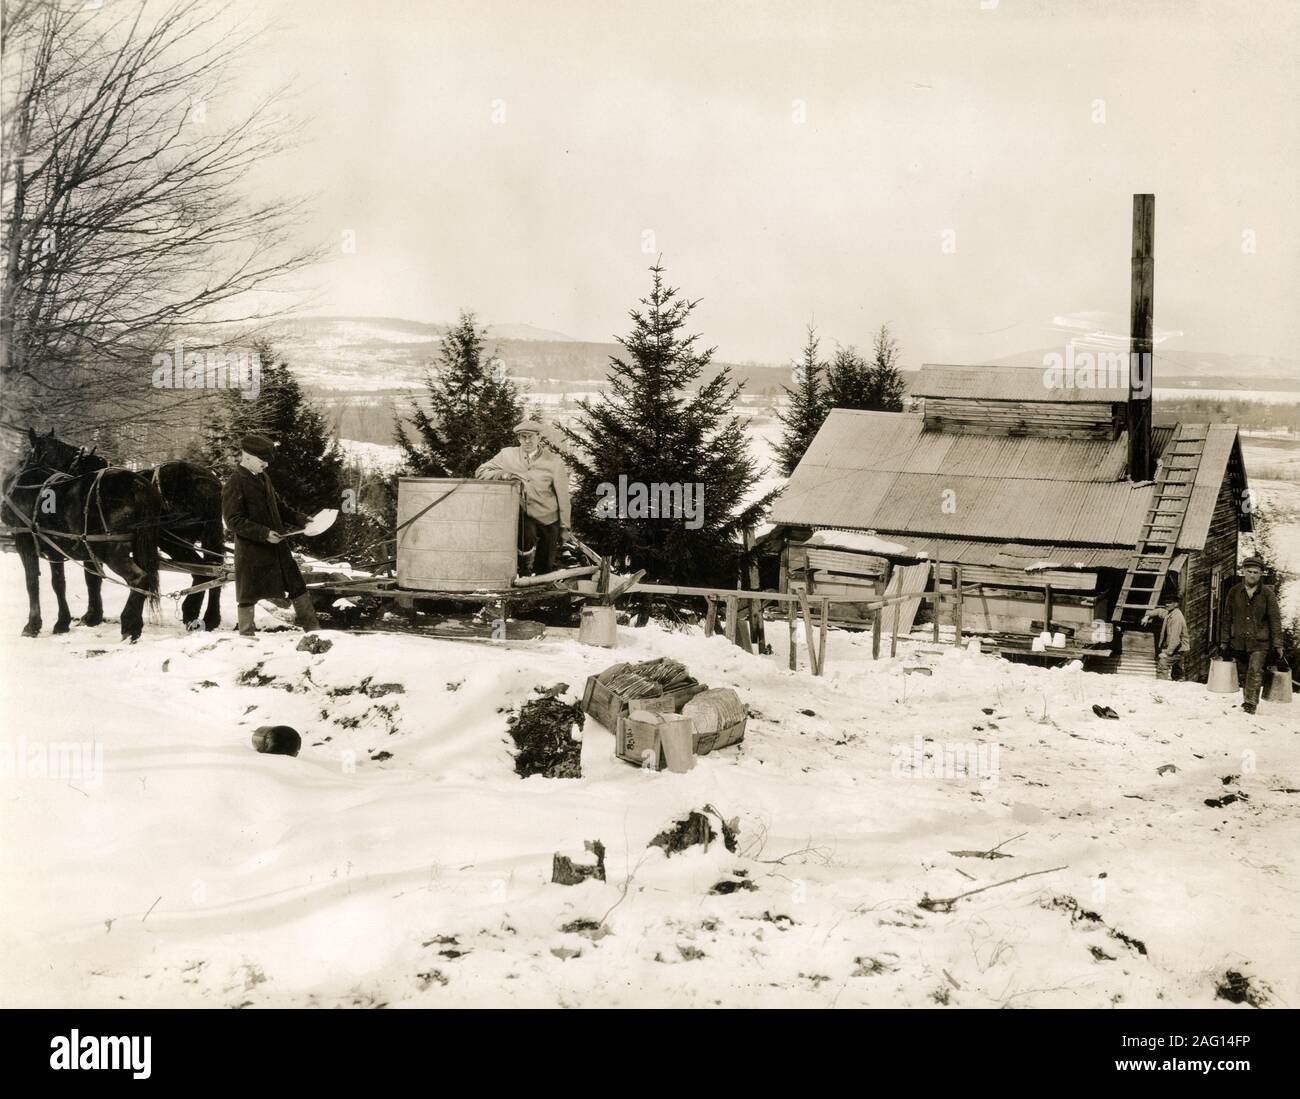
[217,314,797,396]
[988,347,1300,390]
[201,316,1300,401]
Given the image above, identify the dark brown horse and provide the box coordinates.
[2,429,161,640]
[42,433,226,631]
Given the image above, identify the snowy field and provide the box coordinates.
[1,550,1297,1009]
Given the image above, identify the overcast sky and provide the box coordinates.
[232,0,1298,367]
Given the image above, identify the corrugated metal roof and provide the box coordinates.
[770,411,1241,551]
[801,532,1191,573]
[884,537,1137,570]
[796,412,1136,481]
[915,363,1133,402]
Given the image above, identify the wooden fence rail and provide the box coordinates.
[626,580,968,676]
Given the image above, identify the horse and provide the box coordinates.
[2,429,162,641]
[46,434,226,631]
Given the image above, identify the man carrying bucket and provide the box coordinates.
[475,420,572,576]
[1145,594,1189,681]
[1217,556,1283,714]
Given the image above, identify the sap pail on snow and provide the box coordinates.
[1263,668,1293,704]
[251,725,301,756]
[579,605,618,648]
[1207,659,1239,694]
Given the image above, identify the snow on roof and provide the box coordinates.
[802,529,911,555]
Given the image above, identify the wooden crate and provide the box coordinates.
[692,716,747,756]
[613,711,747,764]
[581,675,707,733]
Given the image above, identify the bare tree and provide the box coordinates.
[0,0,320,451]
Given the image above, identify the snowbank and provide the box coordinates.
[0,552,1296,1008]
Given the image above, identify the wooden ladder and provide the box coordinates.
[1112,424,1207,625]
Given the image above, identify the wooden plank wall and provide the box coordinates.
[922,398,1119,439]
[1182,473,1240,682]
[961,587,1103,637]
[933,563,1098,591]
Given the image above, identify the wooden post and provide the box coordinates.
[872,608,882,660]
[1043,584,1053,635]
[890,600,901,658]
[725,595,739,643]
[737,614,754,654]
[1129,193,1155,481]
[787,599,798,671]
[704,598,717,637]
[932,558,942,643]
[799,593,820,675]
[953,564,963,646]
[744,528,764,651]
[818,597,829,675]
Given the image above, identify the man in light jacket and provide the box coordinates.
[1217,555,1284,714]
[475,420,572,576]
[1145,594,1189,681]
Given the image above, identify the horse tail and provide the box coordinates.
[133,524,161,609]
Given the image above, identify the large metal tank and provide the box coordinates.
[395,478,518,591]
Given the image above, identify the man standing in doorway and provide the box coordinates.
[1217,555,1283,714]
[476,420,571,576]
[222,434,322,636]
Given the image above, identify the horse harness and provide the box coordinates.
[2,465,158,599]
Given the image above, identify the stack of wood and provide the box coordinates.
[787,542,888,627]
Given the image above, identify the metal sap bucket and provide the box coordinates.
[579,605,618,648]
[1207,659,1239,693]
[1263,669,1293,705]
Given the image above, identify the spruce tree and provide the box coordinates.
[395,310,525,477]
[865,323,906,411]
[562,262,774,586]
[824,344,873,411]
[774,322,827,476]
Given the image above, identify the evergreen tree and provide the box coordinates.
[562,262,775,587]
[193,341,346,554]
[821,325,907,414]
[866,323,907,411]
[395,310,525,477]
[774,322,827,476]
[823,344,873,411]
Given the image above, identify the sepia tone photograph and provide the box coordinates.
[0,0,1296,1067]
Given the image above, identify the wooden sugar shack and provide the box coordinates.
[768,196,1252,679]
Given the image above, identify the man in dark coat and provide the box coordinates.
[222,434,321,636]
[1217,555,1284,714]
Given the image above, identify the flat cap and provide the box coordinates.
[240,433,276,459]
[1241,555,1265,570]
[514,419,544,435]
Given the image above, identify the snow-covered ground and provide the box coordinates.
[338,439,404,476]
[1,551,1297,1009]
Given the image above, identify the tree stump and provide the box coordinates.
[551,839,606,885]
